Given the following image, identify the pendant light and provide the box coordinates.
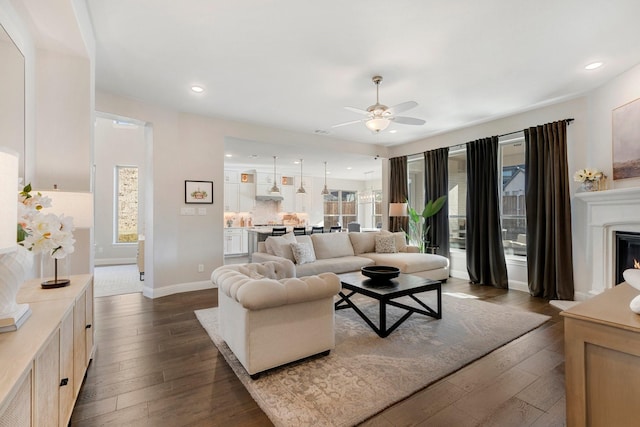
[270,156,280,194]
[296,159,306,194]
[321,161,329,196]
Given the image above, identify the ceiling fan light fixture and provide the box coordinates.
[366,117,390,132]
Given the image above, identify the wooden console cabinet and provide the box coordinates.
[562,283,640,427]
[0,274,94,426]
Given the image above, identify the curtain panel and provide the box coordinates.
[424,147,450,256]
[389,156,408,233]
[466,137,509,288]
[524,120,574,300]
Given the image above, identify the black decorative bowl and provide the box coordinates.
[361,266,400,281]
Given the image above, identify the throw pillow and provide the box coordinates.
[381,230,408,252]
[290,242,317,265]
[375,234,397,253]
[264,233,296,261]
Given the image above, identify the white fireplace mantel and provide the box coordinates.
[576,187,640,296]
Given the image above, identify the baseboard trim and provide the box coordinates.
[142,280,216,299]
[95,257,136,266]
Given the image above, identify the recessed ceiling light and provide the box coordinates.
[389,130,398,134]
[585,62,603,70]
[347,167,352,170]
[225,154,232,158]
[314,129,330,135]
[191,85,205,93]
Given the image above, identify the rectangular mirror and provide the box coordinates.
[0,23,25,182]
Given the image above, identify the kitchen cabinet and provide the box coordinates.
[238,181,255,212]
[224,183,239,212]
[224,170,239,183]
[224,228,245,255]
[0,275,94,427]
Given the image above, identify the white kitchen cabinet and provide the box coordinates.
[224,183,239,212]
[224,228,243,255]
[224,170,239,183]
[238,181,255,211]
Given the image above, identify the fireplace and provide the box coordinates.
[615,231,640,285]
[576,187,640,299]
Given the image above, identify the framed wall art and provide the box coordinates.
[185,180,213,204]
[612,97,640,180]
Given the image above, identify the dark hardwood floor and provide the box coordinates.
[70,277,566,426]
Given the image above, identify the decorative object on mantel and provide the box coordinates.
[573,168,605,192]
[0,148,32,332]
[623,269,640,313]
[612,97,640,180]
[18,184,76,288]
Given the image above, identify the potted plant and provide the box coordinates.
[406,195,447,253]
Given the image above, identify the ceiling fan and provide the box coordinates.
[332,75,426,133]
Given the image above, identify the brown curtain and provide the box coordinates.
[389,156,408,232]
[466,137,509,288]
[424,147,449,256]
[524,120,574,300]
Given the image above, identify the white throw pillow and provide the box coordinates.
[623,268,640,291]
[381,230,408,252]
[375,234,397,253]
[290,242,317,265]
[264,233,296,261]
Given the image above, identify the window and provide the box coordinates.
[448,149,467,250]
[115,165,138,243]
[323,190,357,228]
[500,138,526,256]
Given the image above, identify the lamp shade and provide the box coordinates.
[389,202,408,217]
[0,148,18,254]
[37,191,94,228]
[365,117,390,133]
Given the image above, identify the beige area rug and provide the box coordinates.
[195,294,550,427]
[94,264,143,297]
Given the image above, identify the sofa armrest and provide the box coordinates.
[251,251,286,263]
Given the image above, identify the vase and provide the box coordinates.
[0,245,33,331]
[41,254,70,288]
[581,180,598,192]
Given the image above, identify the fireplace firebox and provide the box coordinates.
[615,231,640,285]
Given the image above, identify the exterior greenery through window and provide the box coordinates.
[116,165,138,243]
[411,137,526,256]
[323,190,357,228]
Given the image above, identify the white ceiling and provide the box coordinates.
[86,0,640,178]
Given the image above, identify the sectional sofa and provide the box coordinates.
[251,230,450,281]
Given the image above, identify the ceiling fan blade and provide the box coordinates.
[388,101,418,114]
[332,119,365,128]
[344,106,371,116]
[393,116,426,126]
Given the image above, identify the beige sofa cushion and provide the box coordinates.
[362,252,449,274]
[265,232,296,261]
[349,232,379,255]
[296,256,374,277]
[311,232,355,259]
